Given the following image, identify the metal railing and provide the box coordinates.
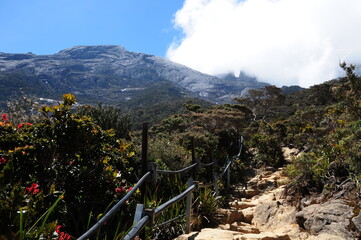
[156,162,199,175]
[78,172,152,240]
[78,124,244,240]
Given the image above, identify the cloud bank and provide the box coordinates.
[167,0,361,87]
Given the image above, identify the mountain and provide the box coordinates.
[0,45,272,107]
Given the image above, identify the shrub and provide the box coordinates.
[249,132,284,168]
[0,94,137,238]
[77,103,132,139]
[286,118,361,194]
[193,188,220,229]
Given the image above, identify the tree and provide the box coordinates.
[77,103,132,139]
[334,62,361,119]
[235,85,285,121]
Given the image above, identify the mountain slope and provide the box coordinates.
[0,45,271,108]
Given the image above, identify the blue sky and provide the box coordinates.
[0,0,184,56]
[1,0,361,87]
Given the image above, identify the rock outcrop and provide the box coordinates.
[296,199,359,239]
[175,164,361,240]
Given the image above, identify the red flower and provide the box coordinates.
[55,225,62,234]
[2,114,8,122]
[17,123,32,129]
[55,225,71,240]
[33,188,40,194]
[127,187,133,192]
[115,187,125,193]
[0,157,6,164]
[26,183,40,195]
[58,232,71,240]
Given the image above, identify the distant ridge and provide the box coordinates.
[0,45,273,107]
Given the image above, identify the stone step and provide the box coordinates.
[220,222,260,234]
[229,201,257,210]
[240,207,255,224]
[174,229,290,240]
[233,232,291,240]
[174,228,238,240]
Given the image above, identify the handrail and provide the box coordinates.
[237,136,244,157]
[78,171,152,240]
[200,162,214,167]
[154,214,186,228]
[221,160,232,178]
[122,135,243,238]
[157,162,198,175]
[123,215,150,240]
[81,129,244,239]
[154,184,196,216]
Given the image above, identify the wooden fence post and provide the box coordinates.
[227,160,231,190]
[214,173,219,197]
[148,162,157,187]
[141,122,149,201]
[191,137,197,180]
[209,152,213,183]
[186,178,193,234]
[141,123,148,240]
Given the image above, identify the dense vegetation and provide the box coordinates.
[0,63,360,239]
[0,95,139,239]
[235,63,361,199]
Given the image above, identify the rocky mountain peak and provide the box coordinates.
[0,45,270,107]
[57,45,128,59]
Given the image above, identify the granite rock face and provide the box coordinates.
[296,199,359,239]
[0,45,266,105]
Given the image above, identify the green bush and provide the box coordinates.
[286,118,361,193]
[148,137,191,170]
[76,103,132,139]
[249,132,284,168]
[0,94,137,238]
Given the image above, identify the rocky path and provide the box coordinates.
[175,167,303,240]
[175,163,361,240]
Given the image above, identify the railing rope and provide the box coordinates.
[78,171,152,240]
[157,162,198,175]
[78,124,244,240]
[200,162,214,167]
[221,159,232,178]
[153,184,197,217]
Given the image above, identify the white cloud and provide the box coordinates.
[167,0,361,87]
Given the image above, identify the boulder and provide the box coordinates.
[295,199,356,239]
[252,201,297,232]
[306,233,348,240]
[352,210,361,232]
